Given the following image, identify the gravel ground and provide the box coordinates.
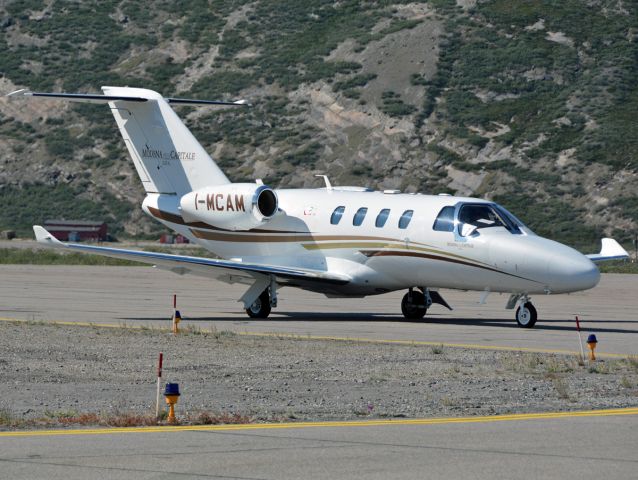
[1,321,637,426]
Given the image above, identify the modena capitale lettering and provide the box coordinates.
[195,193,246,212]
[141,148,196,161]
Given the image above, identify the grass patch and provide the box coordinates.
[548,375,571,401]
[0,248,146,266]
[0,409,252,429]
[430,344,444,355]
[598,261,638,274]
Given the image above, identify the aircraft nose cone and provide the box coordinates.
[548,249,600,293]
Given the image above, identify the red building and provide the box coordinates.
[43,220,108,242]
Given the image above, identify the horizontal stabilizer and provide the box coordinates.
[7,89,148,103]
[10,86,244,194]
[586,238,629,263]
[7,89,250,107]
[166,98,251,107]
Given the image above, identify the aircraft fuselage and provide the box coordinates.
[142,188,600,297]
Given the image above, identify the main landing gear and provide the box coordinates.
[246,289,272,318]
[401,287,452,320]
[401,289,428,320]
[245,277,278,319]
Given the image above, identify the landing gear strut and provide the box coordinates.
[246,289,271,319]
[244,276,277,319]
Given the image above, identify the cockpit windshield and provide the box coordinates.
[457,203,527,235]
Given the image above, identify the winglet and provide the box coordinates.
[6,88,32,99]
[33,226,63,247]
[586,238,629,263]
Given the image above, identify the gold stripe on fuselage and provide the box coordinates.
[302,242,493,267]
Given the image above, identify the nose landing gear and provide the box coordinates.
[507,294,537,328]
[515,301,537,328]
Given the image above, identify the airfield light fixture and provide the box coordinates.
[164,382,181,423]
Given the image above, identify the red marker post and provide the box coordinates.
[575,316,585,362]
[155,352,163,418]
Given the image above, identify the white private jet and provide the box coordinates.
[7,87,629,328]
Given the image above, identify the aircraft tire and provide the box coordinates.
[401,291,427,320]
[515,302,537,328]
[246,290,271,319]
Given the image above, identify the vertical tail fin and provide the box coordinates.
[103,87,229,195]
[6,87,248,196]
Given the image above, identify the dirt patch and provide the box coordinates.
[1,321,636,429]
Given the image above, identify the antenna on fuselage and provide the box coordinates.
[315,174,333,191]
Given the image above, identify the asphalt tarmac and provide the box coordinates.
[2,265,637,478]
[1,265,637,355]
[1,410,636,479]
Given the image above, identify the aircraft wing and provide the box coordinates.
[586,238,630,263]
[33,226,349,286]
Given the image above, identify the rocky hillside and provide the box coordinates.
[1,0,637,250]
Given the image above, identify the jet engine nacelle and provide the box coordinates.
[180,183,278,230]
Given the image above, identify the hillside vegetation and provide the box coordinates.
[0,0,636,251]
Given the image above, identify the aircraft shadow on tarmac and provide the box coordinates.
[118,312,638,334]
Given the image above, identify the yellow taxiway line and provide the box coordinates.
[0,316,630,358]
[1,408,637,438]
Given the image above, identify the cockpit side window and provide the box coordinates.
[433,206,455,232]
[459,204,505,230]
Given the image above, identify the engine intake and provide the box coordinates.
[255,187,277,217]
[180,183,278,230]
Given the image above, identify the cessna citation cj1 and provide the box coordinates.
[8,87,629,328]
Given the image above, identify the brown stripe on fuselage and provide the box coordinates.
[148,207,210,229]
[147,206,301,234]
[148,206,429,245]
[360,250,541,283]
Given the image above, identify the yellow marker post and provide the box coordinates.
[172,310,181,334]
[587,334,598,361]
[171,294,180,334]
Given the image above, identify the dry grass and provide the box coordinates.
[440,396,455,407]
[499,353,580,374]
[430,345,444,355]
[626,356,638,372]
[0,409,253,430]
[192,411,251,425]
[548,375,572,401]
